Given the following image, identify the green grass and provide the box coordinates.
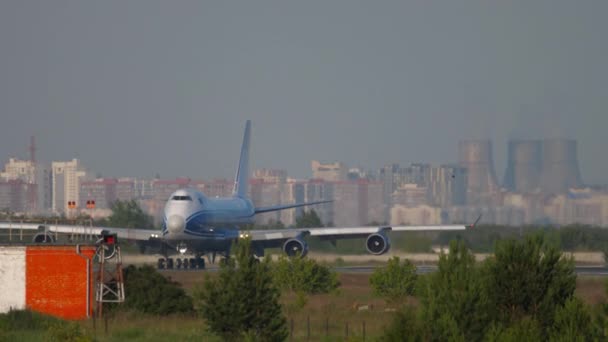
[79,312,220,342]
[3,275,605,341]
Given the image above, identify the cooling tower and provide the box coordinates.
[540,139,583,193]
[503,140,542,193]
[458,140,499,204]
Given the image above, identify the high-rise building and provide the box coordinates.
[379,163,431,221]
[332,179,384,227]
[1,158,52,212]
[250,179,283,225]
[80,178,116,210]
[311,160,348,181]
[0,179,36,213]
[79,178,137,210]
[250,169,289,225]
[428,164,467,207]
[51,159,90,214]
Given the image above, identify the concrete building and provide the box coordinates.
[311,160,348,182]
[332,180,384,227]
[428,164,467,207]
[80,178,117,210]
[390,204,443,225]
[151,178,191,201]
[51,159,90,214]
[79,177,137,210]
[195,179,233,198]
[300,179,334,226]
[0,179,35,213]
[250,179,283,225]
[250,169,289,225]
[543,189,608,226]
[392,183,428,207]
[379,163,431,221]
[1,158,52,212]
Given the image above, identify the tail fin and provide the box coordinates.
[233,120,251,197]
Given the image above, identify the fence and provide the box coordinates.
[287,316,370,341]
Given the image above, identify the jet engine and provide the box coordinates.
[32,232,55,243]
[365,232,391,255]
[283,237,308,257]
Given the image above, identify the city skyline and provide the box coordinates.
[1,2,607,183]
[0,136,602,188]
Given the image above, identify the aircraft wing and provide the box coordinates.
[0,222,161,242]
[254,200,332,214]
[244,223,468,242]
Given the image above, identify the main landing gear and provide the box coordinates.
[157,256,206,270]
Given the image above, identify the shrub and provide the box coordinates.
[418,240,489,341]
[272,255,340,294]
[119,265,194,315]
[369,256,417,303]
[483,234,576,331]
[194,238,287,341]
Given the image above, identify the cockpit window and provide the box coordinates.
[171,195,192,201]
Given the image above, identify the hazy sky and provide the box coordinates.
[1,1,606,184]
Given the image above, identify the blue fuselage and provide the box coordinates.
[161,188,255,253]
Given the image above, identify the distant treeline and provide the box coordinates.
[300,224,608,255]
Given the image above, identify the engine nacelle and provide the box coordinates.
[283,237,308,258]
[366,232,391,255]
[32,233,55,243]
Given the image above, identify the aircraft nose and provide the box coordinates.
[167,215,185,234]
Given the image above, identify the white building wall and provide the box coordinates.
[52,159,89,214]
[0,247,26,313]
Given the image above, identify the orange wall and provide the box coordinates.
[25,246,96,320]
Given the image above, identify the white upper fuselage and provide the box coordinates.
[162,188,255,241]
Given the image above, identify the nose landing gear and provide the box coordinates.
[156,255,205,270]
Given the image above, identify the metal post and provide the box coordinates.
[307,315,310,340]
[98,247,105,318]
[363,321,366,341]
[76,245,93,318]
[325,318,329,337]
[345,322,349,339]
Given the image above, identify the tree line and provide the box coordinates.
[376,234,607,341]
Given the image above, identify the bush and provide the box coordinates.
[418,240,489,341]
[0,310,91,342]
[272,255,340,294]
[483,234,576,331]
[549,297,596,341]
[379,307,422,342]
[46,320,91,342]
[485,317,542,342]
[194,238,287,341]
[119,265,194,315]
[369,256,417,303]
[0,309,56,332]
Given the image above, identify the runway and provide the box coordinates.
[156,264,608,276]
[332,265,608,276]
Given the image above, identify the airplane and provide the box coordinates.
[0,120,471,269]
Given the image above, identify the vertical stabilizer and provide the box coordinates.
[233,120,251,197]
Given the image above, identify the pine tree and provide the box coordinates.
[195,238,288,341]
[418,240,490,341]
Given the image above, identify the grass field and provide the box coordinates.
[81,273,608,342]
[3,272,607,341]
